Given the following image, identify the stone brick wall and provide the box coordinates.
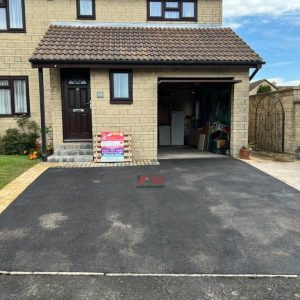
[92,0,222,24]
[0,0,222,138]
[231,74,250,157]
[49,69,64,149]
[249,88,300,154]
[85,67,249,159]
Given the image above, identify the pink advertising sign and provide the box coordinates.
[101,132,125,162]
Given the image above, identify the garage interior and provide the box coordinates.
[157,78,234,159]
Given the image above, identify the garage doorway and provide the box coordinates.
[157,78,234,159]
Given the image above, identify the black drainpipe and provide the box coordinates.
[249,64,262,81]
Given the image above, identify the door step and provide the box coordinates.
[48,142,93,162]
[54,149,93,156]
[48,155,93,163]
[60,142,93,150]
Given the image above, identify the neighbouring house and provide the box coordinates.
[249,79,278,96]
[0,0,264,162]
[249,88,300,155]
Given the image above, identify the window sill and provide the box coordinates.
[147,18,197,22]
[0,29,26,33]
[77,16,96,20]
[110,100,133,105]
[0,113,30,118]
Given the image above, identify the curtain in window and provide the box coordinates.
[80,0,93,16]
[0,89,11,114]
[0,80,9,86]
[165,11,179,18]
[149,2,162,17]
[182,2,195,17]
[14,80,27,113]
[9,0,23,29]
[114,74,129,98]
[0,8,7,30]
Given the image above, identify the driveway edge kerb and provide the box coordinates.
[0,271,298,278]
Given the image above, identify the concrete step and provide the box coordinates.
[54,149,93,156]
[60,143,93,150]
[47,155,93,163]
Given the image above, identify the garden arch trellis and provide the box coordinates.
[255,94,285,153]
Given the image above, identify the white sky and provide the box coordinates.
[223,0,300,84]
[223,0,300,18]
[268,77,300,86]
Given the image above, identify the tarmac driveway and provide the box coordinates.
[0,158,300,275]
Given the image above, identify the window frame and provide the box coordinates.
[147,0,197,21]
[109,70,133,104]
[76,0,96,20]
[0,76,30,117]
[0,0,26,33]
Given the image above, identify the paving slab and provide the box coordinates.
[158,146,224,159]
[245,156,300,191]
[0,158,299,275]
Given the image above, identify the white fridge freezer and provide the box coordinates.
[171,111,184,145]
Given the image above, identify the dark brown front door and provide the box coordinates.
[62,71,92,140]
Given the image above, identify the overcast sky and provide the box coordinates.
[223,0,300,85]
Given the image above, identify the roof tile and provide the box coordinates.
[30,25,264,65]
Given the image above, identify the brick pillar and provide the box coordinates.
[49,68,64,150]
[230,76,250,157]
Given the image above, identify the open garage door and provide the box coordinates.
[157,78,237,159]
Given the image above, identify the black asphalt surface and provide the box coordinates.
[0,158,300,299]
[0,275,299,300]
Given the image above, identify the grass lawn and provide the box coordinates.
[0,155,39,190]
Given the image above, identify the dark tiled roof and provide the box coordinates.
[30,25,264,66]
[249,79,278,91]
[249,79,265,91]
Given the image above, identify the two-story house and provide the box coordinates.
[0,0,264,162]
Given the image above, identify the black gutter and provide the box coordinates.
[29,58,265,69]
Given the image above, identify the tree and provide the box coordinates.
[257,84,272,94]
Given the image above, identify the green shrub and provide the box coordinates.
[257,85,272,94]
[16,115,40,135]
[2,115,40,155]
[2,129,22,154]
[2,128,37,155]
[2,129,37,155]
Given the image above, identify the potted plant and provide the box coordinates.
[240,146,252,160]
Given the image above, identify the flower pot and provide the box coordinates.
[240,148,251,160]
